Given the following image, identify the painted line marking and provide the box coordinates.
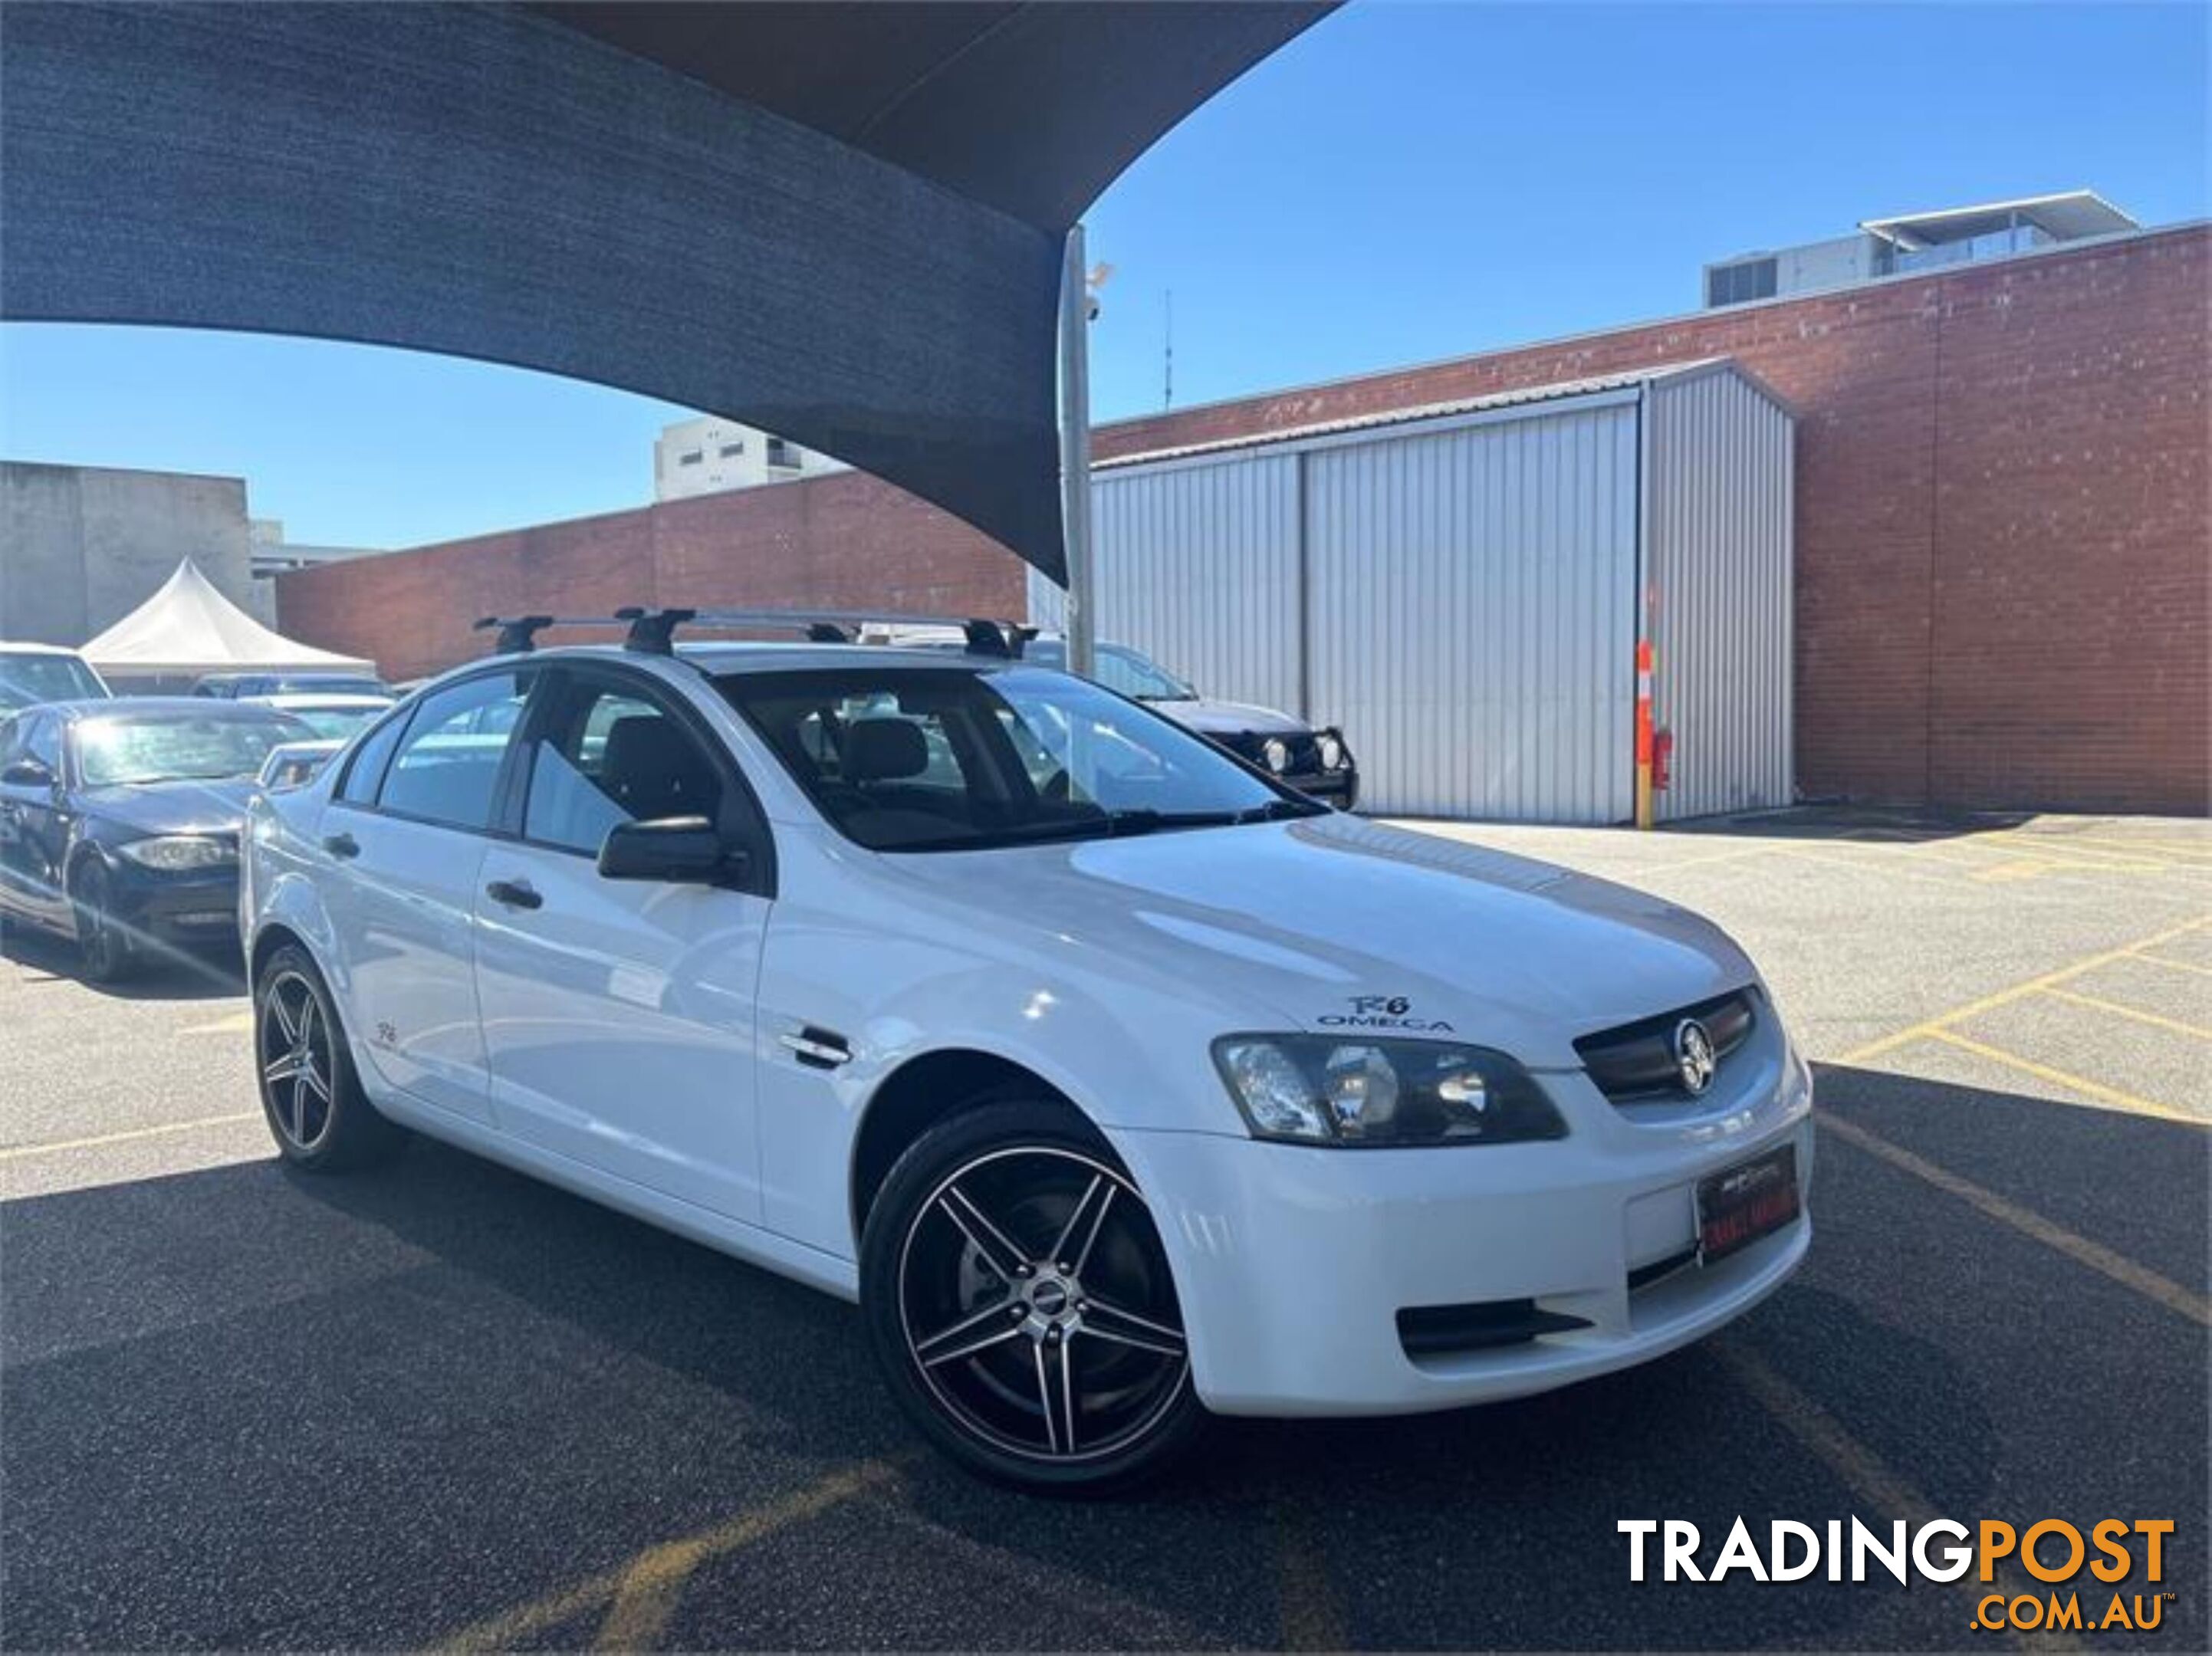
[1275,1497,1353,1652]
[1840,914,2212,1066]
[441,1459,902,1653]
[182,1010,254,1036]
[1717,1342,2073,1652]
[1819,1115,2210,1326]
[0,1111,261,1162]
[1921,1030,2199,1125]
[2130,951,2212,980]
[2039,985,2212,1042]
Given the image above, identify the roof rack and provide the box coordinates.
[470,608,1034,659]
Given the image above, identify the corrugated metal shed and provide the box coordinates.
[1037,359,1794,826]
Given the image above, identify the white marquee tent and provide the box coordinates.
[81,559,376,686]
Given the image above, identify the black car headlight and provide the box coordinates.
[1316,731,1347,771]
[117,835,237,872]
[1211,1035,1566,1146]
[1259,737,1290,773]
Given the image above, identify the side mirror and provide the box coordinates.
[2,758,54,788]
[597,815,748,886]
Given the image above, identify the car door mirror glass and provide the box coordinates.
[597,815,747,886]
[2,758,54,787]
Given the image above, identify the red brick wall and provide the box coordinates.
[276,469,1029,683]
[278,226,2209,813]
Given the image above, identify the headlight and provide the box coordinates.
[1211,1035,1566,1146]
[117,835,236,871]
[1260,737,1290,772]
[1316,731,1346,770]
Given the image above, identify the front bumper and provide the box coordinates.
[1110,1053,1812,1418]
[107,863,244,949]
[1286,767,1358,809]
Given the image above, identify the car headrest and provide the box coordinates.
[600,715,714,819]
[843,718,929,784]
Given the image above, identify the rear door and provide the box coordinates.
[319,668,534,1125]
[473,665,774,1220]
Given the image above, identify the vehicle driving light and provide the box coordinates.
[117,836,235,871]
[1316,732,1346,770]
[1260,738,1291,772]
[1212,1036,1566,1146]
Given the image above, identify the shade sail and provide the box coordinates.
[0,2,1334,585]
[82,560,378,678]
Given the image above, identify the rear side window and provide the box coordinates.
[337,708,411,806]
[375,672,528,831]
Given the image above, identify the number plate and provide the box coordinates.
[1694,1143,1800,1264]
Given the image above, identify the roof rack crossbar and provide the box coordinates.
[474,607,1034,659]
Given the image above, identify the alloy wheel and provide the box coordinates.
[259,971,336,1152]
[896,1145,1189,1464]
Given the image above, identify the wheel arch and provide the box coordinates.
[848,1047,1090,1249]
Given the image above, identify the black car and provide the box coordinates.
[1020,636,1359,808]
[0,698,314,979]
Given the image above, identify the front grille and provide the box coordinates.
[1575,989,1757,1106]
[1396,1299,1593,1359]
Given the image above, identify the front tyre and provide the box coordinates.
[254,944,402,1171]
[860,1101,1205,1493]
[69,859,133,983]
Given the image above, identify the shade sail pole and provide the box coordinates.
[1059,223,1097,678]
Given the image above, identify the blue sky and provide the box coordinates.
[2,1,2203,549]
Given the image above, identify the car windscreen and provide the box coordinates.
[718,665,1321,853]
[1024,640,1195,702]
[288,704,386,739]
[74,710,313,787]
[274,675,386,696]
[0,653,106,708]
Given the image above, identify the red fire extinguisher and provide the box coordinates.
[1652,728,1674,792]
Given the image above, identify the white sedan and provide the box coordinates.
[241,637,1812,1491]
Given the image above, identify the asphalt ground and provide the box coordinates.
[2,806,2205,1651]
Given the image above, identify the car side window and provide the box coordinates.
[524,682,725,856]
[375,672,529,831]
[24,715,62,776]
[337,706,411,806]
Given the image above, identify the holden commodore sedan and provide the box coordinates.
[240,638,1811,1490]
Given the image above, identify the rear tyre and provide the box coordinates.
[860,1099,1205,1494]
[69,859,133,983]
[254,944,403,1171]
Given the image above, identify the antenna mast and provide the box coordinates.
[1163,289,1175,412]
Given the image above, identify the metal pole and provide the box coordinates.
[1060,223,1096,678]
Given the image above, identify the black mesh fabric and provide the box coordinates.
[0,2,1333,586]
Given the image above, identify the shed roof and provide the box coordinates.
[1097,359,1789,471]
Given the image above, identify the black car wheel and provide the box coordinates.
[254,944,403,1171]
[69,859,132,983]
[860,1100,1205,1494]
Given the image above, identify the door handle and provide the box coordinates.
[322,831,360,859]
[485,878,544,911]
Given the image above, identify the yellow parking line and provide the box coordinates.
[0,1112,261,1162]
[2039,985,2212,1041]
[1840,913,2212,1066]
[1921,1030,2198,1125]
[1819,1116,2210,1326]
[442,1459,901,1653]
[1275,1499,1352,1651]
[1715,1343,1937,1523]
[2000,832,2212,863]
[181,1011,254,1036]
[1613,840,1793,879]
[2131,952,2212,979]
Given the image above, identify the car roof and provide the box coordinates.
[251,692,394,708]
[0,641,94,656]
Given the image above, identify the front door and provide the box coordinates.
[0,713,74,931]
[473,666,773,1221]
[320,669,532,1125]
